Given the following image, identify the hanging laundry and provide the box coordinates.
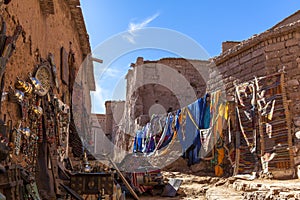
[184,94,209,165]
[199,128,213,158]
[210,91,227,176]
[149,113,174,155]
[133,128,144,152]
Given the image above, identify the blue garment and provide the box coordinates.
[185,94,209,165]
[133,129,144,152]
[203,105,211,129]
[142,123,150,153]
[159,114,174,150]
[175,110,181,131]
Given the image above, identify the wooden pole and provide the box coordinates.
[280,72,295,169]
[106,156,140,200]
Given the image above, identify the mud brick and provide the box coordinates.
[281,54,296,63]
[252,48,264,58]
[289,46,300,54]
[240,53,252,64]
[285,38,299,47]
[265,51,280,60]
[265,42,285,52]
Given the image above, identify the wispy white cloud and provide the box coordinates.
[128,12,160,34]
[123,12,160,44]
[95,67,121,79]
[91,82,109,113]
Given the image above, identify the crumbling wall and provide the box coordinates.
[112,57,209,157]
[128,57,208,126]
[208,19,300,173]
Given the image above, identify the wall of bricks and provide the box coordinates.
[128,57,209,125]
[109,11,300,162]
[0,0,88,123]
[109,57,209,155]
[208,19,300,149]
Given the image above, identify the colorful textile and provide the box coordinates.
[199,128,213,157]
[184,94,209,165]
[133,129,144,152]
[210,91,226,176]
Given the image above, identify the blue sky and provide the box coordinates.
[80,1,300,113]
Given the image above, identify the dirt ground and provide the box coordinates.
[127,171,300,200]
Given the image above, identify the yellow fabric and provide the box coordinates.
[209,90,228,177]
[215,148,225,176]
[180,107,187,140]
[224,103,229,120]
[215,165,223,177]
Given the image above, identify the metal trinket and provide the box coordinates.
[8,86,24,103]
[31,105,43,118]
[15,77,33,95]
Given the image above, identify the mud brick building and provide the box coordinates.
[0,0,95,199]
[106,10,300,176]
[209,12,300,145]
[105,57,209,160]
[209,10,300,176]
[125,57,208,127]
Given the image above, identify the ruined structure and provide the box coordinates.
[104,57,210,158]
[105,10,300,179]
[208,10,300,175]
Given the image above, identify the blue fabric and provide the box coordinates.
[185,94,209,165]
[159,114,174,149]
[133,136,138,152]
[203,104,211,129]
[133,129,144,152]
[146,137,155,152]
[175,110,181,131]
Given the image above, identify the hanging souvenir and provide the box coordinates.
[35,63,52,96]
[15,77,33,95]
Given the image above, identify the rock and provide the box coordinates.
[163,157,188,172]
[294,117,300,127]
[214,178,228,187]
[286,79,299,87]
[190,162,207,173]
[206,187,243,200]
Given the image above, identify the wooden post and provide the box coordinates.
[280,72,295,169]
[106,156,140,200]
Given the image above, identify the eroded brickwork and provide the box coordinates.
[209,17,300,134]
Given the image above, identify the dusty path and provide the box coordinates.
[128,171,300,200]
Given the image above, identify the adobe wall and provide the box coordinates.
[209,22,300,147]
[127,57,209,127]
[1,0,87,122]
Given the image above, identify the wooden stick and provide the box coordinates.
[280,73,295,169]
[106,156,140,200]
[60,183,83,200]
